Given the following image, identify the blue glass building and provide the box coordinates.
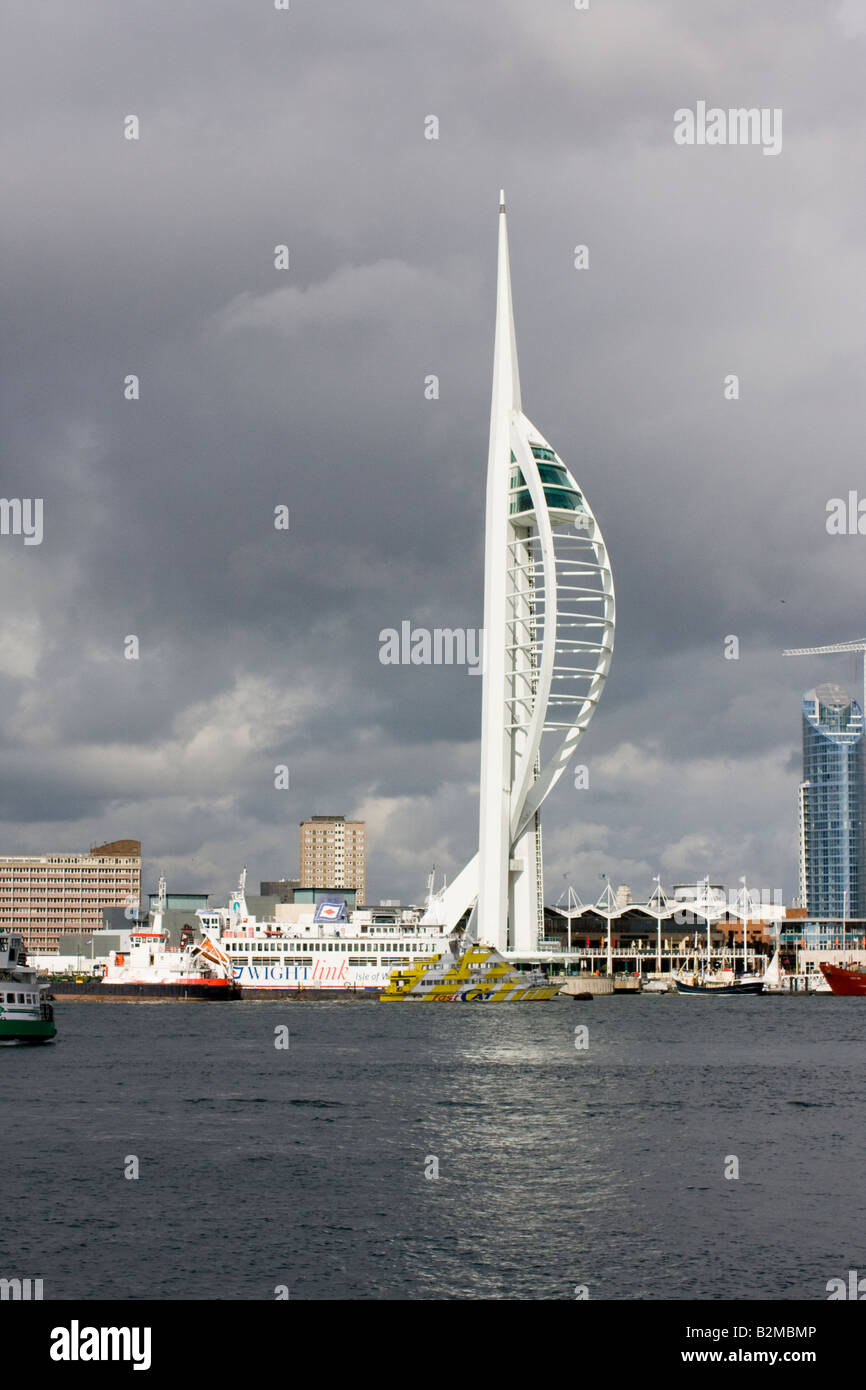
[799,684,866,921]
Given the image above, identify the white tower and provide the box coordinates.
[422,194,615,951]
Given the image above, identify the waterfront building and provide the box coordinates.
[260,878,300,901]
[799,684,866,919]
[0,839,141,954]
[146,889,208,913]
[299,816,366,901]
[292,886,357,910]
[421,193,615,951]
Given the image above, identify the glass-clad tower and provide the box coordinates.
[799,683,866,918]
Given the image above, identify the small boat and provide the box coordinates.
[676,977,765,995]
[819,961,866,996]
[675,965,764,996]
[0,932,56,1043]
[641,978,673,993]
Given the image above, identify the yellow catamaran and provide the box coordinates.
[380,939,559,1002]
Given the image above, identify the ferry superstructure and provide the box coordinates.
[197,871,452,995]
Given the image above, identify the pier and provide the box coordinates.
[508,944,768,978]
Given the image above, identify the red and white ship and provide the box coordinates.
[98,877,240,999]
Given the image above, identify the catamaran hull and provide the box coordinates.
[382,987,560,1002]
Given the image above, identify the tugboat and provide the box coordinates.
[380,934,560,1002]
[0,932,56,1043]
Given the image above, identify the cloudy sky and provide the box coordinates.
[2,0,865,910]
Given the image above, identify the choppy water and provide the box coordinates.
[4,994,866,1300]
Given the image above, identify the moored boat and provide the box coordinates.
[819,962,866,996]
[0,932,56,1043]
[675,966,765,996]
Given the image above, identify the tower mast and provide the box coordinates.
[478,193,522,951]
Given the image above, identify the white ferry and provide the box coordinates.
[197,871,452,995]
[0,932,56,1043]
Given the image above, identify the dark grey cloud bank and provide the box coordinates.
[1,0,864,906]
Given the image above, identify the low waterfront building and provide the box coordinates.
[536,882,784,975]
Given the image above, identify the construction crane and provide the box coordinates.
[783,639,866,715]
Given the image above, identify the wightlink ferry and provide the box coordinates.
[0,932,56,1043]
[196,871,452,996]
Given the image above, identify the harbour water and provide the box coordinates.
[6,995,866,1301]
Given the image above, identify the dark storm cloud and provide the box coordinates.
[1,0,864,905]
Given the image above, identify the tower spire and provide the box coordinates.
[493,190,521,413]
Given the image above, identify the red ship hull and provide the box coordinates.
[820,963,866,996]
